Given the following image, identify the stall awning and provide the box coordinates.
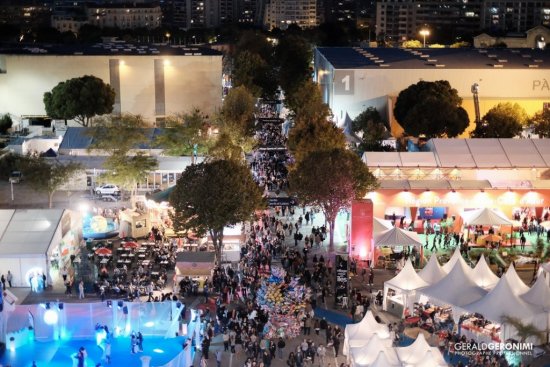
[399,152,438,167]
[500,139,547,167]
[448,180,491,190]
[175,251,215,276]
[466,139,512,168]
[408,180,451,190]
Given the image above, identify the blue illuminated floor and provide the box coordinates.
[1,336,187,367]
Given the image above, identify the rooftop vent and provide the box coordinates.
[379,64,390,67]
[374,59,385,63]
[521,54,532,58]
[528,64,539,68]
[534,59,543,63]
[488,54,497,58]
[427,59,437,62]
[491,64,504,68]
[420,54,429,58]
[497,59,508,63]
[478,49,488,53]
[435,64,446,68]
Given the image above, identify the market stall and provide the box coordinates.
[461,207,513,246]
[349,334,397,367]
[373,217,393,234]
[462,275,544,343]
[418,255,446,285]
[373,227,423,268]
[471,255,499,289]
[344,310,390,356]
[396,333,447,367]
[383,259,429,317]
[503,264,530,295]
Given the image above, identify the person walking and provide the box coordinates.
[102,340,111,364]
[78,280,85,299]
[215,349,222,367]
[6,270,12,288]
[317,344,326,366]
[1,274,5,290]
[277,337,285,359]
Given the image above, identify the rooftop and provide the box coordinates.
[316,47,550,69]
[0,42,222,57]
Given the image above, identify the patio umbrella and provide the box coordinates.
[123,241,139,249]
[95,247,112,255]
[480,234,502,243]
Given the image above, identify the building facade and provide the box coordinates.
[263,0,318,30]
[314,47,550,135]
[86,2,162,29]
[0,42,223,124]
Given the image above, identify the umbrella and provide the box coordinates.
[95,247,112,255]
[123,241,139,249]
[480,234,502,243]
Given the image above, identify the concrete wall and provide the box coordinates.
[316,58,550,134]
[0,54,222,124]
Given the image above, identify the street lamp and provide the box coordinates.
[419,29,430,48]
[165,32,171,45]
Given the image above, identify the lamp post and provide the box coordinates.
[165,32,171,45]
[419,29,430,48]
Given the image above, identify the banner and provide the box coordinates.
[334,255,349,304]
[267,197,297,207]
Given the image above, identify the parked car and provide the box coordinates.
[9,171,22,183]
[95,184,120,196]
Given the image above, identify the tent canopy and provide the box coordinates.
[370,350,401,367]
[373,217,393,234]
[471,255,499,289]
[420,260,487,307]
[460,207,512,226]
[349,334,395,366]
[374,227,422,247]
[463,276,542,323]
[442,247,467,273]
[522,275,550,310]
[385,259,429,291]
[418,255,446,285]
[345,310,390,341]
[503,264,530,295]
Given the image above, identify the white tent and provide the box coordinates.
[442,246,466,273]
[396,333,446,366]
[374,227,423,247]
[383,259,429,315]
[418,255,446,285]
[349,334,395,366]
[420,260,487,308]
[462,276,544,341]
[344,311,390,356]
[374,217,393,234]
[503,264,530,295]
[471,255,499,289]
[369,350,401,367]
[522,275,550,309]
[461,207,513,226]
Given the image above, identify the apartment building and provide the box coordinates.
[263,0,318,30]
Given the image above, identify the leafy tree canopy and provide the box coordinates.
[232,50,278,98]
[288,117,346,163]
[0,114,13,135]
[100,153,158,195]
[471,102,527,138]
[43,75,115,126]
[169,159,264,262]
[155,109,213,156]
[289,148,378,249]
[352,107,393,152]
[402,40,422,48]
[235,30,274,62]
[20,155,82,208]
[530,108,550,138]
[275,35,312,96]
[87,114,149,155]
[394,80,469,138]
[286,80,331,126]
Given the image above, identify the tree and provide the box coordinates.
[352,107,393,152]
[530,108,550,138]
[20,155,82,208]
[402,40,422,48]
[501,315,545,343]
[155,109,213,157]
[0,114,13,134]
[394,80,469,138]
[275,35,312,96]
[43,75,115,126]
[286,80,331,126]
[88,114,158,195]
[100,153,158,196]
[211,86,258,159]
[169,159,264,263]
[288,118,347,163]
[289,149,378,249]
[232,50,278,98]
[471,102,527,138]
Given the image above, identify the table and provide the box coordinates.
[138,254,146,259]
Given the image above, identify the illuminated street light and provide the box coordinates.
[419,29,430,48]
[165,32,171,45]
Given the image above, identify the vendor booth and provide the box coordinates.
[461,207,513,246]
[118,209,149,239]
[383,259,429,317]
[373,227,423,268]
[175,252,215,277]
[348,334,397,366]
[0,209,81,287]
[396,333,447,367]
[418,255,446,285]
[343,311,390,356]
[210,226,243,263]
[471,255,499,289]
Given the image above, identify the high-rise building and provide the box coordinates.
[263,0,318,30]
[86,2,162,29]
[481,0,550,33]
[376,0,549,43]
[0,0,52,29]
